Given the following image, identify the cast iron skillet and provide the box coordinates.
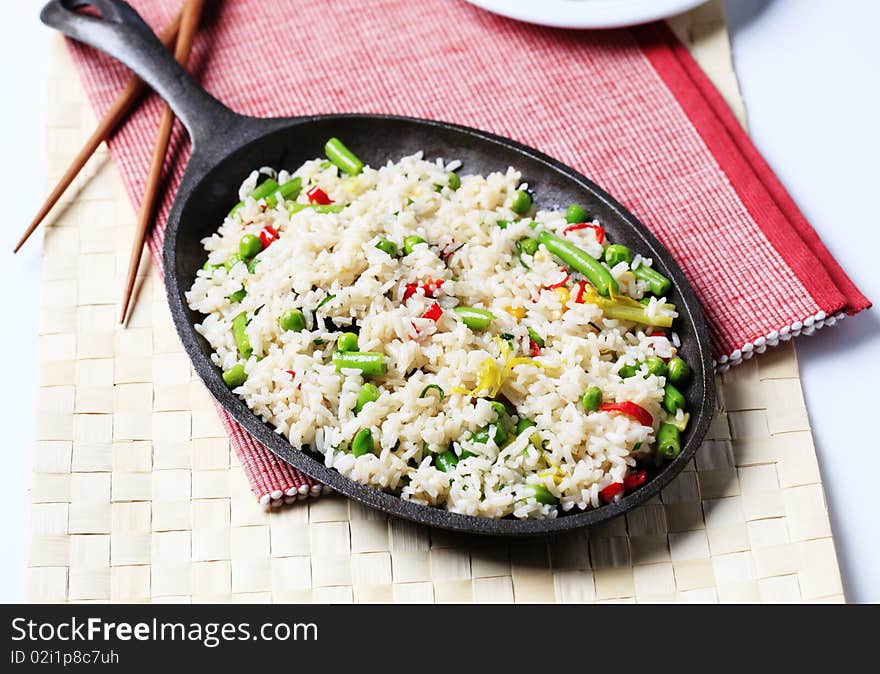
[42,0,715,535]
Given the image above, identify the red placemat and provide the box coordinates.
[65,0,869,505]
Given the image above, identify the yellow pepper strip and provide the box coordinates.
[538,467,565,485]
[580,285,675,328]
[452,342,559,398]
[505,306,526,321]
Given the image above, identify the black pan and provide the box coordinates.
[42,0,716,535]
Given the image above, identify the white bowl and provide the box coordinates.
[464,0,708,29]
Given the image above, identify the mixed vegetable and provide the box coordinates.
[206,137,695,509]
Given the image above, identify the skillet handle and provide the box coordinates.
[41,0,240,146]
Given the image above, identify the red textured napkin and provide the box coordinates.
[65,0,869,505]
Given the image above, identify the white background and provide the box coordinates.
[1,0,877,602]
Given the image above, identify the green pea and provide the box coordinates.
[515,237,539,268]
[239,233,263,259]
[645,356,668,377]
[581,386,602,412]
[657,423,681,459]
[526,326,544,348]
[511,189,532,215]
[453,306,494,330]
[403,235,427,255]
[332,351,387,377]
[489,401,507,419]
[435,449,459,473]
[228,288,246,303]
[667,357,691,386]
[231,312,252,360]
[375,238,398,257]
[516,417,536,435]
[224,253,243,271]
[354,383,380,414]
[527,484,558,505]
[447,172,461,190]
[222,363,247,387]
[604,244,633,267]
[279,309,306,332]
[565,203,589,224]
[337,332,359,352]
[471,423,508,447]
[351,428,374,457]
[496,220,510,229]
[663,382,686,414]
[619,363,639,379]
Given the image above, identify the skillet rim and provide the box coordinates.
[163,112,716,536]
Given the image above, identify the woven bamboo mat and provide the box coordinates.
[27,1,845,603]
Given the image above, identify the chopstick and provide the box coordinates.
[12,10,184,254]
[119,0,205,325]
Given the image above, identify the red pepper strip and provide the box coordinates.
[650,331,666,337]
[421,301,443,322]
[562,222,605,244]
[599,482,625,503]
[543,269,570,290]
[529,338,541,357]
[574,280,588,304]
[623,470,647,490]
[598,401,654,427]
[285,370,301,390]
[259,224,280,248]
[404,279,444,301]
[306,186,332,205]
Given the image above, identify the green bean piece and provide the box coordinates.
[222,363,247,387]
[202,260,221,272]
[657,423,682,459]
[638,297,652,306]
[526,326,544,348]
[264,177,303,209]
[337,332,359,353]
[224,253,243,272]
[459,450,476,460]
[453,306,494,330]
[435,449,459,473]
[447,172,461,190]
[667,357,691,386]
[663,382,687,414]
[288,203,345,215]
[619,363,638,379]
[246,257,260,274]
[324,137,364,176]
[603,244,633,267]
[581,386,603,412]
[645,356,668,377]
[375,238,398,257]
[229,288,247,304]
[418,384,445,401]
[239,233,263,259]
[496,220,509,229]
[511,189,532,215]
[332,351,387,377]
[633,264,672,296]
[537,231,619,297]
[231,312,253,360]
[229,178,280,216]
[279,309,306,332]
[403,235,427,255]
[527,484,558,505]
[565,204,589,224]
[351,428,374,457]
[516,417,536,435]
[355,383,380,414]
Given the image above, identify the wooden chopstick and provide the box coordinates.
[119,0,205,325]
[12,10,184,254]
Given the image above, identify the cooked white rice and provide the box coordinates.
[185,151,681,519]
